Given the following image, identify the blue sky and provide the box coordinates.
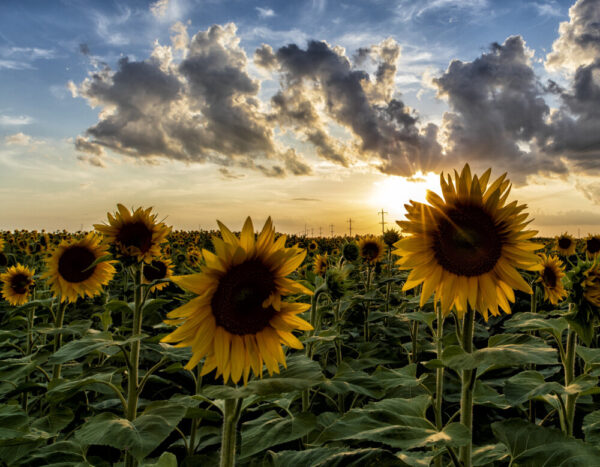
[1,0,599,235]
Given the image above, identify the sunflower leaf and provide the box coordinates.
[583,410,600,445]
[263,447,403,466]
[492,418,600,466]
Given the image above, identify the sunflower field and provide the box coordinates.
[1,165,600,467]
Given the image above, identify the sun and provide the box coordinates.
[370,171,442,221]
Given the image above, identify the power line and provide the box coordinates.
[378,209,388,235]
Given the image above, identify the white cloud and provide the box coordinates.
[150,0,169,18]
[256,7,275,18]
[0,114,33,125]
[4,132,32,145]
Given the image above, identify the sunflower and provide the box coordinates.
[1,264,34,306]
[308,241,318,253]
[383,229,401,247]
[313,253,328,276]
[142,257,173,292]
[394,164,541,320]
[584,234,600,260]
[537,254,567,305]
[358,236,386,264]
[43,233,116,303]
[161,217,312,384]
[583,263,600,308]
[0,237,4,253]
[342,242,359,262]
[94,204,171,263]
[555,233,576,257]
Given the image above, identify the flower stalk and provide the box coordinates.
[459,306,475,467]
[220,398,243,467]
[51,300,68,380]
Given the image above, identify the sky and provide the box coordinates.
[1,0,600,236]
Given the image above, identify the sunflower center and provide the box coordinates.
[587,237,600,254]
[58,246,96,283]
[543,265,557,288]
[211,259,277,335]
[361,242,381,262]
[10,273,31,294]
[117,222,153,253]
[558,237,572,250]
[432,204,504,277]
[144,260,168,281]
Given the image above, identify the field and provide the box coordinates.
[1,195,600,467]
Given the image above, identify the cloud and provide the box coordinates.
[150,0,170,18]
[77,154,106,168]
[74,23,293,177]
[75,136,105,156]
[267,38,443,176]
[79,43,91,55]
[4,132,32,145]
[533,210,600,225]
[546,0,600,72]
[394,0,489,23]
[576,180,600,204]
[0,114,33,125]
[434,36,567,182]
[219,167,246,180]
[532,1,563,17]
[0,46,56,70]
[256,7,275,18]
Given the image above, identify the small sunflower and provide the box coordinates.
[383,229,401,247]
[143,257,173,292]
[43,234,116,303]
[161,217,312,384]
[555,233,576,257]
[584,234,600,260]
[394,164,541,320]
[331,247,340,256]
[358,236,386,264]
[313,253,328,276]
[1,264,34,306]
[0,237,4,253]
[537,254,567,305]
[308,241,318,253]
[94,204,171,263]
[583,263,600,308]
[342,242,359,262]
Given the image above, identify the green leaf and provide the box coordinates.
[105,299,133,314]
[240,411,316,459]
[48,331,144,364]
[46,372,121,402]
[0,404,29,440]
[75,401,187,461]
[473,380,509,409]
[263,447,403,467]
[503,371,564,406]
[320,362,383,398]
[141,452,178,467]
[31,407,74,435]
[583,410,600,445]
[315,396,470,450]
[201,355,323,399]
[472,443,509,466]
[503,312,567,339]
[577,346,600,365]
[492,418,600,466]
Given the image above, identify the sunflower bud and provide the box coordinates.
[325,265,352,300]
[342,242,359,262]
[383,229,401,246]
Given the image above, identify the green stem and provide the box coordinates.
[303,285,326,413]
[563,325,577,436]
[410,320,419,364]
[23,297,35,412]
[333,301,344,414]
[52,300,68,380]
[219,398,243,467]
[125,264,144,467]
[364,265,372,341]
[434,305,445,467]
[188,366,203,457]
[459,306,475,467]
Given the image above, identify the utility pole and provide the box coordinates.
[319,226,322,237]
[347,218,352,237]
[311,227,314,237]
[304,224,307,237]
[378,209,388,235]
[330,224,334,237]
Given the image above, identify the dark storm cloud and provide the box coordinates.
[265,38,443,176]
[74,23,291,177]
[434,35,567,182]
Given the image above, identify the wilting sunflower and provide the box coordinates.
[1,264,34,306]
[94,204,171,263]
[394,164,541,319]
[161,217,313,384]
[43,234,116,303]
[537,254,567,305]
[555,233,576,257]
[142,257,173,292]
[313,253,328,276]
[584,234,600,260]
[358,236,386,264]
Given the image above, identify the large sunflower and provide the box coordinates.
[94,204,171,263]
[1,264,34,306]
[161,217,313,384]
[584,234,600,260]
[43,233,116,303]
[555,233,576,257]
[394,164,541,319]
[358,236,386,264]
[537,254,567,305]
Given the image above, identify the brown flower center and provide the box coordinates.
[144,260,168,281]
[211,259,277,335]
[587,237,600,255]
[432,204,504,277]
[10,273,31,295]
[542,265,557,288]
[58,246,96,283]
[117,222,153,253]
[558,237,572,250]
[361,242,381,262]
